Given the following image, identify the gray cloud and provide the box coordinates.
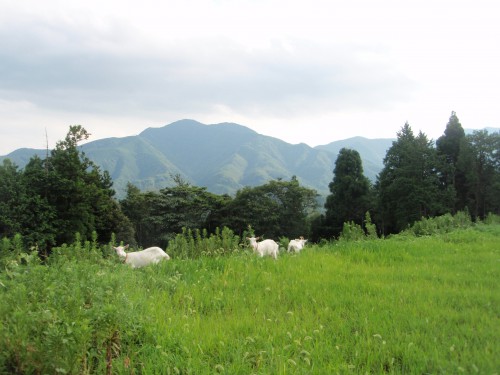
[0,17,414,120]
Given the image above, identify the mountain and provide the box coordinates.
[465,127,500,135]
[1,119,393,199]
[315,136,394,180]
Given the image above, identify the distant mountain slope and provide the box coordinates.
[465,127,500,135]
[137,119,337,196]
[315,136,394,179]
[1,120,395,199]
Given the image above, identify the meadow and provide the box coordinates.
[0,222,499,374]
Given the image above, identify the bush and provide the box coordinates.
[364,212,378,239]
[338,221,366,242]
[0,248,149,374]
[404,211,474,237]
[48,232,108,266]
[482,213,500,225]
[167,226,241,259]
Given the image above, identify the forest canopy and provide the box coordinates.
[1,113,499,250]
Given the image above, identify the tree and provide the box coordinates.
[38,125,134,246]
[120,183,152,246]
[21,156,57,250]
[0,158,57,252]
[436,111,467,212]
[262,176,318,238]
[122,175,226,248]
[376,123,451,234]
[223,177,318,239]
[324,148,373,238]
[1,126,134,250]
[437,112,466,165]
[457,130,500,218]
[0,159,26,237]
[220,185,280,238]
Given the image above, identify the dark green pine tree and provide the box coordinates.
[436,111,467,212]
[21,156,58,250]
[120,183,154,247]
[0,159,27,238]
[457,130,500,219]
[376,123,450,234]
[324,148,372,238]
[42,125,134,246]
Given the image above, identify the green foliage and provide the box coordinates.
[436,112,467,213]
[0,234,40,274]
[121,177,227,248]
[324,148,373,237]
[48,232,108,266]
[167,226,242,259]
[278,236,290,251]
[436,111,466,165]
[457,130,500,219]
[45,126,130,245]
[121,176,317,247]
[329,212,378,243]
[221,185,281,237]
[0,160,25,237]
[338,221,366,242]
[0,259,149,373]
[1,223,498,373]
[224,177,318,239]
[483,213,500,225]
[376,123,453,234]
[0,126,134,251]
[402,211,474,237]
[364,211,378,239]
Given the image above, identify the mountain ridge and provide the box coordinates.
[7,120,494,199]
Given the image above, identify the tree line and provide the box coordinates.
[1,112,499,252]
[316,112,500,238]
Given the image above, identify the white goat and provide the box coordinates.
[287,237,308,253]
[113,244,170,268]
[246,236,279,259]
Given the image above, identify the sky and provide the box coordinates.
[1,0,499,155]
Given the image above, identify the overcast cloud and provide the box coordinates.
[0,0,498,154]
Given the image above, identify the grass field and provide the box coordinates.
[0,224,499,374]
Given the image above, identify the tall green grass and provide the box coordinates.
[0,223,498,374]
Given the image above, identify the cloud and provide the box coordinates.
[2,0,495,155]
[0,11,414,122]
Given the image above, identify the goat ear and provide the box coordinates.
[124,244,129,249]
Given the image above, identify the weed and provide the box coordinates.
[0,220,499,373]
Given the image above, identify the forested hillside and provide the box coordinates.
[1,113,499,250]
[1,119,390,198]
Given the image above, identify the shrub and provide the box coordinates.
[0,249,149,374]
[167,226,241,259]
[48,232,106,266]
[338,221,365,242]
[364,211,378,239]
[404,211,474,237]
[483,213,500,225]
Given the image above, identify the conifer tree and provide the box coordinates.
[376,123,450,234]
[436,111,467,212]
[324,148,372,237]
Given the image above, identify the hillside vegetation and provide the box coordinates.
[1,218,498,374]
[0,120,392,198]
